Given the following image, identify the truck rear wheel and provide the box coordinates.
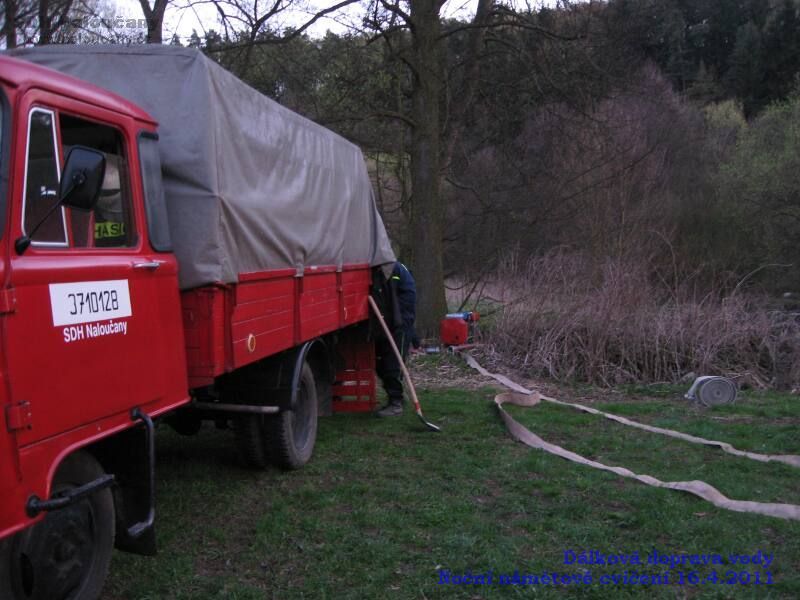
[233,414,269,469]
[265,362,318,470]
[0,451,114,600]
[232,362,319,470]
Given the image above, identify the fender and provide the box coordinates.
[289,338,330,411]
[214,338,333,413]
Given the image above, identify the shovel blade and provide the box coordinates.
[416,410,442,432]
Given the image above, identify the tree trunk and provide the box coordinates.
[408,0,448,337]
[38,0,52,44]
[146,8,164,44]
[139,0,167,44]
[3,0,17,48]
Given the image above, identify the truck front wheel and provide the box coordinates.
[265,362,319,470]
[0,451,115,600]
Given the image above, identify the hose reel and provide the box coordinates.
[685,376,738,406]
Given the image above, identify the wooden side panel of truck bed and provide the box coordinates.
[181,265,371,388]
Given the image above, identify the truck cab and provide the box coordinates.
[0,55,189,599]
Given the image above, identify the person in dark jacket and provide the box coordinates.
[375,262,418,417]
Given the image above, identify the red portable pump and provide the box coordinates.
[440,311,480,346]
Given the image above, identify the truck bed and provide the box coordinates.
[181,264,371,388]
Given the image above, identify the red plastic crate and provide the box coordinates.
[332,330,377,413]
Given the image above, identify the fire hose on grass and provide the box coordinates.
[459,351,800,521]
[368,296,441,432]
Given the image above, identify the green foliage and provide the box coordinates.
[687,60,724,105]
[670,100,747,271]
[726,21,765,116]
[717,93,800,289]
[704,99,747,135]
[761,0,800,104]
[608,0,800,114]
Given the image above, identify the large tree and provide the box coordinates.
[358,0,494,335]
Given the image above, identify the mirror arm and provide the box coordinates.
[15,169,87,255]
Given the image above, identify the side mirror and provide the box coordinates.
[15,147,106,254]
[59,146,106,211]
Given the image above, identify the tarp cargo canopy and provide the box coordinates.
[10,45,396,289]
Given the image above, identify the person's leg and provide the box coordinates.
[396,329,410,362]
[375,332,406,416]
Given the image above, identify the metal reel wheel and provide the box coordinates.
[696,377,738,407]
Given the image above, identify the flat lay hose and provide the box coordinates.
[461,352,800,521]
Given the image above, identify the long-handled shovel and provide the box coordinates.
[368,296,441,432]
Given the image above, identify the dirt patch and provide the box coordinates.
[407,350,500,390]
[442,346,582,399]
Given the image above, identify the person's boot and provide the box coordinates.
[376,399,403,417]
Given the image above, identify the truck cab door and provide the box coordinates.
[4,92,187,448]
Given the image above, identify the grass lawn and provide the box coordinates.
[104,357,799,599]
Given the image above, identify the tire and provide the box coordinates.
[233,414,268,469]
[264,362,318,470]
[316,375,333,417]
[0,451,115,600]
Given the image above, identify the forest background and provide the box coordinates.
[4,0,800,387]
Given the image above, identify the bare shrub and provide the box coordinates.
[485,250,800,388]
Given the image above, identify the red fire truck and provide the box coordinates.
[0,47,394,599]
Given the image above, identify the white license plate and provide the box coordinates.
[49,280,132,326]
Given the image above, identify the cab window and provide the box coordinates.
[22,108,138,249]
[60,114,137,248]
[23,108,66,245]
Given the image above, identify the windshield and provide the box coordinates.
[138,132,171,252]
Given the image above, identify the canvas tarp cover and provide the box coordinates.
[10,45,395,289]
